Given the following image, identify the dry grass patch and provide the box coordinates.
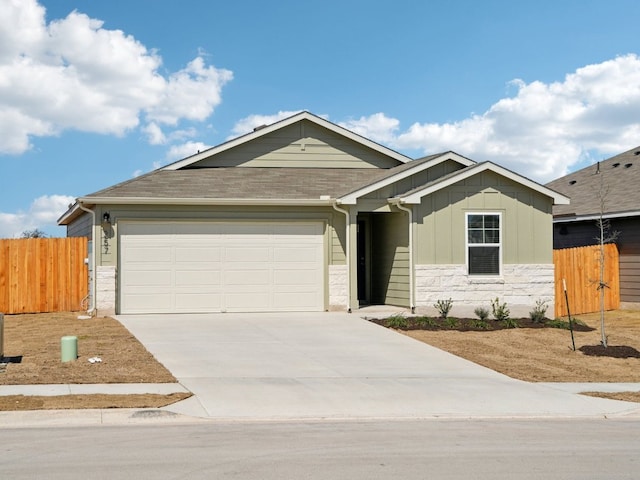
[0,312,189,411]
[400,310,640,384]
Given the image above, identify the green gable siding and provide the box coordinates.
[191,120,402,169]
[361,159,468,200]
[415,171,553,265]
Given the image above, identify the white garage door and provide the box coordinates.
[119,221,325,314]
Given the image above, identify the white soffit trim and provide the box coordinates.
[338,152,475,205]
[163,111,411,170]
[399,162,571,205]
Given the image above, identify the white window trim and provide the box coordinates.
[465,211,502,276]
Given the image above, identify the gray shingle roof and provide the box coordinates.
[84,168,391,200]
[546,146,640,218]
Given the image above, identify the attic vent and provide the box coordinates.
[635,150,640,155]
[253,124,268,132]
[612,163,620,168]
[625,163,633,168]
[569,180,577,185]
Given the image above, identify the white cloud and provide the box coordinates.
[0,0,232,155]
[339,113,400,144]
[0,194,75,238]
[166,141,212,162]
[335,55,640,183]
[229,110,303,139]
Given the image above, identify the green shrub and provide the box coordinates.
[417,316,438,328]
[529,299,548,323]
[491,297,510,322]
[444,317,459,329]
[501,317,519,329]
[385,314,408,329]
[434,298,453,318]
[469,319,490,330]
[547,318,587,330]
[474,306,490,321]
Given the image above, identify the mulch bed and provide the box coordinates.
[579,345,640,358]
[369,316,596,332]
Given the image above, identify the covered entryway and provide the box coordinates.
[119,221,325,314]
[357,212,410,308]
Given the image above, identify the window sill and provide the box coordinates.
[467,276,505,284]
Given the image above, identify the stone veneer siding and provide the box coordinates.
[329,264,348,310]
[96,265,116,316]
[415,264,554,316]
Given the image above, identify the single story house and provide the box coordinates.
[546,146,640,308]
[59,111,569,316]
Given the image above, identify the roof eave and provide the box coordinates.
[553,210,640,223]
[76,196,336,207]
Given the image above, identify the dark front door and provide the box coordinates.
[357,219,368,304]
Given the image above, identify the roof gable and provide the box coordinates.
[338,152,475,204]
[398,161,570,205]
[164,111,411,170]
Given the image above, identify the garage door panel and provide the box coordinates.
[120,221,324,314]
[225,247,270,262]
[175,270,221,287]
[124,270,172,287]
[273,270,317,285]
[175,247,221,262]
[125,246,172,263]
[175,293,222,310]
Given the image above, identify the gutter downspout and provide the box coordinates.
[332,202,352,313]
[77,202,97,316]
[393,201,415,314]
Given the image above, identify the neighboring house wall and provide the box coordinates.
[192,120,402,169]
[66,211,93,239]
[554,217,640,304]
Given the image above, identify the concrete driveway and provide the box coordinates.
[116,312,640,420]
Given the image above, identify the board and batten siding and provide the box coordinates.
[192,120,402,169]
[415,171,554,266]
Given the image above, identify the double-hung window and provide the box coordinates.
[466,213,501,275]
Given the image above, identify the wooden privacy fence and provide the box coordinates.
[0,238,88,314]
[553,244,620,317]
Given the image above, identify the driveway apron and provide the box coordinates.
[116,312,639,420]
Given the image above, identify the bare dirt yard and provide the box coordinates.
[0,312,191,411]
[393,309,640,403]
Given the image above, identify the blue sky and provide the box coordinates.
[1,0,640,237]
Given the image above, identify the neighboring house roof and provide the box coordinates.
[546,146,640,221]
[397,161,570,205]
[163,111,412,170]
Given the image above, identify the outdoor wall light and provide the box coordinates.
[102,212,111,225]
